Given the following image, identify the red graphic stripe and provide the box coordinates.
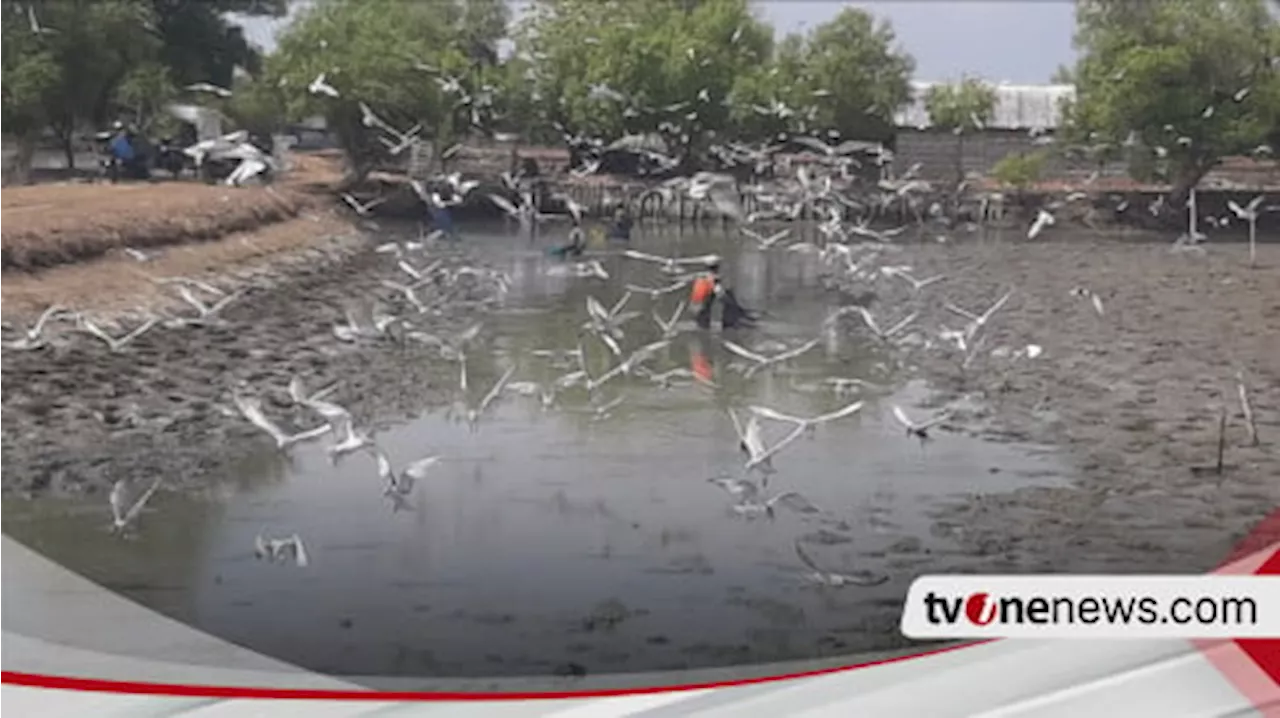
[1198,508,1280,710]
[2,641,987,701]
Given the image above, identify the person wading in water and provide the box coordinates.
[690,258,760,331]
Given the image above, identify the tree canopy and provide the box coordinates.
[1,0,283,178]
[1063,0,1280,201]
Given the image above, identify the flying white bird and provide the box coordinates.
[722,337,821,377]
[891,405,950,442]
[3,305,70,350]
[794,540,888,587]
[308,73,339,98]
[707,476,820,518]
[369,447,440,497]
[76,314,159,352]
[853,307,918,343]
[109,477,163,534]
[341,193,387,216]
[233,393,331,450]
[254,533,309,567]
[748,400,865,433]
[185,82,232,98]
[1028,209,1056,239]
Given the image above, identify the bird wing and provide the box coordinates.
[977,289,1015,325]
[108,480,127,526]
[722,340,768,364]
[811,400,865,425]
[371,448,394,482]
[712,477,758,501]
[123,477,164,525]
[855,307,883,336]
[943,301,980,322]
[773,337,821,363]
[891,405,916,430]
[481,366,517,410]
[290,535,309,567]
[402,456,441,481]
[305,398,351,425]
[622,250,669,265]
[772,491,820,514]
[743,414,767,458]
[288,376,308,404]
[748,404,806,426]
[726,407,748,443]
[792,136,833,155]
[794,540,826,573]
[608,291,632,318]
[884,312,919,338]
[585,296,609,323]
[751,421,808,469]
[233,394,288,445]
[674,254,722,266]
[488,194,520,217]
[917,411,950,430]
[666,300,687,327]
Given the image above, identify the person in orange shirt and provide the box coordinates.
[690,259,723,330]
[691,257,759,331]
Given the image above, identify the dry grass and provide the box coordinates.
[1,210,358,318]
[1,152,346,272]
[1,152,358,318]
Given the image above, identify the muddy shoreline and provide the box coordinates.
[4,228,1278,592]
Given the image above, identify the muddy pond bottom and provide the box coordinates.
[4,224,1073,679]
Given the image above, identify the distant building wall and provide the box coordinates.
[894,129,1055,181]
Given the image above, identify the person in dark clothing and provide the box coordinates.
[607,206,634,241]
[719,286,760,329]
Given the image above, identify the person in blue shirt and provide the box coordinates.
[107,122,135,182]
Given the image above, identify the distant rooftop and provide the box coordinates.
[895,80,1076,131]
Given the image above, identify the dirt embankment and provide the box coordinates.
[1,152,367,319]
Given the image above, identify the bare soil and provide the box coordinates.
[0,153,345,272]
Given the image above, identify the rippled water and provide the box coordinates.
[4,222,1070,678]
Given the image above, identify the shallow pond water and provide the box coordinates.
[3,222,1071,678]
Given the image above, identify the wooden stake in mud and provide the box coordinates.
[1216,404,1228,476]
[1236,370,1259,446]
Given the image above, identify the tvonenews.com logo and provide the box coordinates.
[923,590,1256,627]
[900,577,1280,639]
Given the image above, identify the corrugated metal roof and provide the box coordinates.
[894,81,1076,131]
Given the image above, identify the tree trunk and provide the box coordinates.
[1160,159,1218,230]
[63,134,77,171]
[7,134,40,186]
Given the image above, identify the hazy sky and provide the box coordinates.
[234,1,1078,84]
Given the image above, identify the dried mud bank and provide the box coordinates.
[1,183,315,271]
[0,221,486,499]
[894,239,1280,575]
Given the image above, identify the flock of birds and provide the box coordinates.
[4,163,1074,589]
[8,13,1276,596]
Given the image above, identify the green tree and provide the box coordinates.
[801,8,915,144]
[727,33,809,141]
[1,5,64,183]
[1063,0,1280,219]
[991,150,1048,194]
[924,76,998,185]
[516,0,772,164]
[153,0,286,89]
[265,0,469,185]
